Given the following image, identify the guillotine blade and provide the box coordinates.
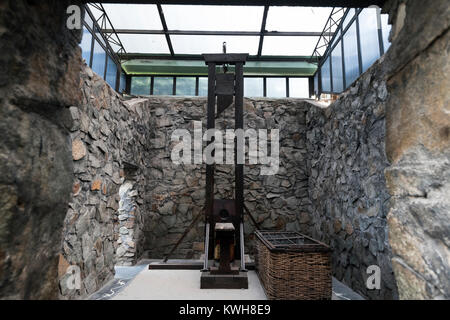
[216,73,234,116]
[217,95,233,115]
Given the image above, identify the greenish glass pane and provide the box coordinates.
[321,57,331,93]
[289,78,309,98]
[266,78,286,98]
[119,72,126,93]
[198,77,208,96]
[106,56,117,89]
[359,8,380,71]
[92,40,106,79]
[154,77,173,95]
[176,77,196,96]
[331,42,343,93]
[314,73,319,96]
[344,22,360,87]
[131,77,150,95]
[244,78,263,97]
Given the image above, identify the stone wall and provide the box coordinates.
[59,66,152,299]
[59,90,312,299]
[382,0,450,299]
[306,59,398,300]
[0,0,82,299]
[142,97,311,258]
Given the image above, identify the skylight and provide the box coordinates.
[88,3,337,57]
[163,5,264,31]
[265,7,334,32]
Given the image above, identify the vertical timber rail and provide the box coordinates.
[234,62,246,271]
[205,62,216,268]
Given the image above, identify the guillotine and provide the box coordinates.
[200,51,249,289]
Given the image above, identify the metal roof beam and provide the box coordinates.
[119,53,320,63]
[257,6,269,57]
[102,29,333,37]
[82,1,387,8]
[156,4,175,56]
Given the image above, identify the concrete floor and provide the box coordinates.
[89,260,363,300]
[113,269,266,300]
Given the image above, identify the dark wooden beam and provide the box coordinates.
[205,62,216,259]
[234,62,244,225]
[202,53,249,64]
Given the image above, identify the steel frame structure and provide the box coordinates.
[82,1,387,7]
[87,3,127,57]
[84,4,127,91]
[315,7,387,96]
[83,2,389,97]
[310,7,346,63]
[89,2,336,61]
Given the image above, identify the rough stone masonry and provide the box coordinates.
[382,0,450,300]
[0,0,82,300]
[62,59,400,300]
[60,65,314,299]
[306,57,398,300]
[60,65,153,299]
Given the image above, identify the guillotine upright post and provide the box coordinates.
[234,62,245,271]
[205,62,216,265]
[201,53,249,289]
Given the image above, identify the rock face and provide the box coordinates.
[0,0,82,299]
[383,0,450,300]
[60,66,151,299]
[305,59,398,300]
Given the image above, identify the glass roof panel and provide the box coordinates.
[119,34,169,54]
[171,35,260,55]
[262,36,320,56]
[266,6,333,32]
[101,4,163,30]
[162,5,264,31]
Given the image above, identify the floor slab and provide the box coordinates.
[112,269,267,300]
[90,260,365,300]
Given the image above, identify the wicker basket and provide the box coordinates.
[255,230,332,300]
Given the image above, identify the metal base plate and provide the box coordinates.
[200,271,248,289]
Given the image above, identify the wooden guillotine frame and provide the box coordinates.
[200,52,249,289]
